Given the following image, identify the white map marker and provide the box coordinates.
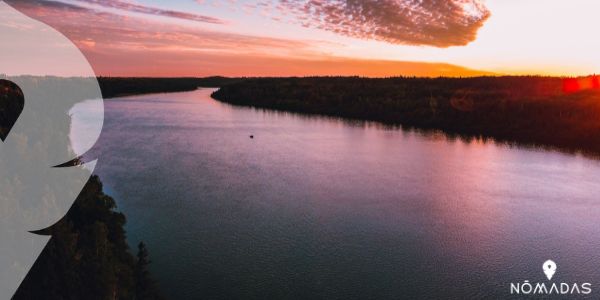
[543,260,557,280]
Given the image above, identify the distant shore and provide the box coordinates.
[211,76,600,156]
[96,75,600,156]
[98,76,244,98]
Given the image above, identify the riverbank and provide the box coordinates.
[211,76,600,156]
[13,176,163,300]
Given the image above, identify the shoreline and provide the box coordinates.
[211,76,600,158]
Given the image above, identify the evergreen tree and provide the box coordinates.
[135,242,162,300]
[13,176,163,300]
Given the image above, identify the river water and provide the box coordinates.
[72,88,600,299]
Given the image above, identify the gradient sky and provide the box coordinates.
[6,0,600,77]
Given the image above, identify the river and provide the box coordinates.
[72,88,600,299]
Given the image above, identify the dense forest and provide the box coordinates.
[212,76,600,155]
[12,176,163,300]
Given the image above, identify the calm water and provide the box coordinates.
[74,89,600,299]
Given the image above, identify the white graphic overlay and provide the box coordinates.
[0,1,104,298]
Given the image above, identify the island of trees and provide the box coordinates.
[211,76,600,155]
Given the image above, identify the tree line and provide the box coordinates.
[211,76,600,155]
[13,176,163,300]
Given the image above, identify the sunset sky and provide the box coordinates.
[5,0,600,77]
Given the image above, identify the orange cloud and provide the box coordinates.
[86,51,495,77]
[8,0,492,77]
[259,0,491,47]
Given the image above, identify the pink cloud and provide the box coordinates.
[7,0,321,74]
[74,0,225,24]
[6,0,492,77]
[10,0,226,24]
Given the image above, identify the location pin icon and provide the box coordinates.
[543,260,557,280]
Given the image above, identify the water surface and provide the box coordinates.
[74,89,600,299]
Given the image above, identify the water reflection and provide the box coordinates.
[73,89,600,299]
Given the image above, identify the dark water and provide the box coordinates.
[73,89,600,299]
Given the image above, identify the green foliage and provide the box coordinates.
[212,76,600,155]
[13,176,163,300]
